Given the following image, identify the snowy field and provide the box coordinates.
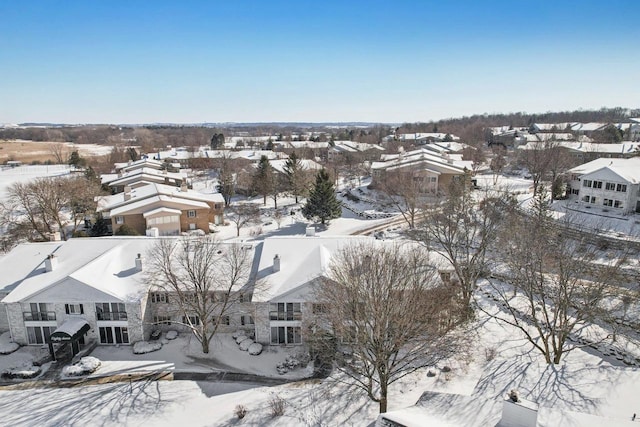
[0,164,72,203]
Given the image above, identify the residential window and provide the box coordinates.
[593,181,602,189]
[583,180,592,188]
[95,302,127,321]
[187,210,196,218]
[605,182,616,191]
[189,223,196,230]
[115,216,125,225]
[27,326,55,345]
[151,293,169,303]
[153,315,172,325]
[99,326,129,344]
[241,315,254,326]
[25,303,55,321]
[269,302,302,321]
[182,315,200,326]
[603,199,613,207]
[571,189,579,195]
[65,303,84,315]
[616,184,627,192]
[221,315,230,326]
[270,326,302,345]
[582,195,590,202]
[590,196,596,204]
[214,204,222,210]
[614,200,622,208]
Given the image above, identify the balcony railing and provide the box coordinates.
[23,311,56,321]
[269,311,302,321]
[96,312,128,321]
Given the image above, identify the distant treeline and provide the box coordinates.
[2,107,638,147]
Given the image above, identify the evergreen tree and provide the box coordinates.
[252,155,274,205]
[210,132,225,150]
[68,150,85,168]
[302,169,341,225]
[283,151,305,204]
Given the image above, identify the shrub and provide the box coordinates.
[234,404,247,419]
[239,338,254,351]
[115,224,140,236]
[235,334,248,344]
[269,395,286,417]
[248,343,263,356]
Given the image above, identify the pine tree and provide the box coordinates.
[252,155,274,205]
[283,152,305,204]
[302,169,341,225]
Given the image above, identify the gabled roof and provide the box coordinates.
[371,148,472,174]
[1,237,160,303]
[568,157,640,184]
[254,236,372,302]
[97,182,224,214]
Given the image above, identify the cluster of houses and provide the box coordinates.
[0,232,447,360]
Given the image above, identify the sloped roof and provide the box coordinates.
[254,236,372,302]
[1,237,160,303]
[568,157,640,184]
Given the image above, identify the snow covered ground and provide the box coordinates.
[0,164,72,203]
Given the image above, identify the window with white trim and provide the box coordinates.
[65,303,84,315]
[153,315,172,325]
[187,210,196,218]
[115,216,125,225]
[151,293,169,303]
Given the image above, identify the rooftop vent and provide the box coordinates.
[44,254,58,272]
[273,254,280,273]
[134,253,143,272]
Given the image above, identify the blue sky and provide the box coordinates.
[1,1,639,124]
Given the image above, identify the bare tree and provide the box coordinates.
[228,203,260,237]
[0,175,104,245]
[484,191,629,364]
[413,179,510,315]
[146,236,254,354]
[48,143,70,164]
[314,242,466,413]
[489,146,507,185]
[377,168,425,228]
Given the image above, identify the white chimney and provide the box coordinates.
[273,254,280,273]
[135,253,143,272]
[124,185,132,201]
[306,226,316,237]
[500,391,538,427]
[180,181,188,192]
[44,254,58,272]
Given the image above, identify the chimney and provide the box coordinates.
[180,181,188,192]
[306,226,316,237]
[135,253,143,272]
[273,254,280,273]
[500,390,538,427]
[124,185,132,201]
[44,254,58,272]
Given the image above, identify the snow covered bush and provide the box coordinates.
[0,332,19,355]
[248,343,263,356]
[276,351,310,374]
[0,341,19,355]
[239,338,253,351]
[234,404,247,419]
[62,357,101,377]
[231,331,242,339]
[2,364,41,379]
[166,330,178,340]
[235,334,248,344]
[133,341,162,354]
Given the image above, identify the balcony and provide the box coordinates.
[23,311,56,321]
[269,311,302,321]
[96,312,128,321]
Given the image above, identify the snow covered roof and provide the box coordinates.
[254,235,372,302]
[1,237,162,304]
[371,148,472,174]
[568,157,640,184]
[267,159,322,174]
[571,122,608,132]
[103,168,187,187]
[114,158,165,173]
[98,182,224,214]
